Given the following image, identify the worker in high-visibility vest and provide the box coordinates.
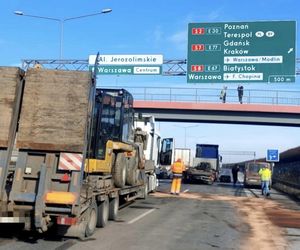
[170,158,186,195]
[258,165,272,196]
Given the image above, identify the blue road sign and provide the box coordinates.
[266,149,279,162]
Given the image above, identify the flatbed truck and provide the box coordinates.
[186,144,220,184]
[0,65,154,238]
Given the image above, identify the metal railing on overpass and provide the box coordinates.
[22,59,300,106]
[112,86,300,106]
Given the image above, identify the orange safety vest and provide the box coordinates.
[171,161,185,174]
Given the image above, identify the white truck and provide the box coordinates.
[157,138,191,178]
[134,115,160,193]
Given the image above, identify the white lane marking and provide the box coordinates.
[127,208,156,224]
[183,189,189,193]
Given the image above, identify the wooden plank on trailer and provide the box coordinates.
[17,68,92,153]
[0,67,23,148]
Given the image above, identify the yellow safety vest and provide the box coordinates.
[258,168,271,181]
[171,161,185,174]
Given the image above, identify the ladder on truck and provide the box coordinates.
[0,67,24,221]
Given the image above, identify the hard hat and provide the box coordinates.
[176,158,182,162]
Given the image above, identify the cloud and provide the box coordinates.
[168,30,186,44]
[207,8,223,21]
[153,25,163,44]
[145,25,164,49]
[183,13,197,24]
[167,29,187,52]
[184,8,224,23]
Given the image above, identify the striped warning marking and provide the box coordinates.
[58,153,83,171]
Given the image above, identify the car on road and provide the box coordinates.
[244,162,271,188]
[219,168,232,183]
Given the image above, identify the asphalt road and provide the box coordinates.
[0,180,299,250]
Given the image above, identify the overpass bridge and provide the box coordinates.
[127,86,300,127]
[21,59,300,126]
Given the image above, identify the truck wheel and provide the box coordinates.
[126,155,139,185]
[96,196,109,228]
[109,196,119,220]
[113,153,126,188]
[85,201,97,237]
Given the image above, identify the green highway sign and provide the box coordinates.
[89,54,163,65]
[89,54,163,75]
[90,65,162,75]
[187,21,296,83]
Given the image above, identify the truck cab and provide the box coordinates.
[158,138,174,178]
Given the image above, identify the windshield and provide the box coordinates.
[195,162,212,171]
[248,163,266,173]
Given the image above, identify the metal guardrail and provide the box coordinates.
[112,86,300,106]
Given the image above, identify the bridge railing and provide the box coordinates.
[113,86,300,106]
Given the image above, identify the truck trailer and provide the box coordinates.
[174,148,191,167]
[0,66,155,238]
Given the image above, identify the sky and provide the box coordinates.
[1,0,300,163]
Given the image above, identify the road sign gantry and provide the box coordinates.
[22,57,300,76]
[21,59,187,76]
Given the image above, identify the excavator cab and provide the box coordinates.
[89,89,134,160]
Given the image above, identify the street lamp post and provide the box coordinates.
[14,9,112,59]
[173,125,200,148]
